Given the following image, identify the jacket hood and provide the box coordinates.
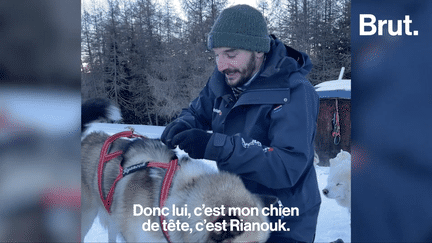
[240,35,312,91]
[259,35,313,80]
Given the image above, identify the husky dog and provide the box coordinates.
[322,150,351,213]
[81,99,270,242]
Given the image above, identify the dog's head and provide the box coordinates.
[165,160,271,243]
[323,150,351,201]
[121,139,271,242]
[322,176,350,200]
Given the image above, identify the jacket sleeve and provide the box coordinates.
[204,78,320,190]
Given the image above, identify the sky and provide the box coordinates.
[231,0,258,7]
[82,0,259,16]
[164,0,258,19]
[158,0,258,12]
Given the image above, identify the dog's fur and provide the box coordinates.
[81,98,122,134]
[322,150,351,212]
[81,99,270,242]
[313,150,320,166]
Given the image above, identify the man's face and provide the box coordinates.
[213,47,258,88]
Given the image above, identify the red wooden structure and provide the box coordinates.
[314,72,351,166]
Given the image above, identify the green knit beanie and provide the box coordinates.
[208,5,270,53]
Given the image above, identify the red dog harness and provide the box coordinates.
[97,130,179,242]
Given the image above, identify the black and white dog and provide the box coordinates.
[81,98,122,135]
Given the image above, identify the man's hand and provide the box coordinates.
[161,121,190,149]
[172,129,212,159]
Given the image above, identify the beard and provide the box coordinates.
[224,52,256,88]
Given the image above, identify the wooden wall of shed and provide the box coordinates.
[314,98,351,166]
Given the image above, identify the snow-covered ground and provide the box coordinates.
[83,123,350,243]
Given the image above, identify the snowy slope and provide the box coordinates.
[83,123,350,243]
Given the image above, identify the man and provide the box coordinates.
[161,4,321,242]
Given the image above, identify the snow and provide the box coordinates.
[0,87,81,136]
[314,79,351,99]
[83,123,350,243]
[314,79,351,92]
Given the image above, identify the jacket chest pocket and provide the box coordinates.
[214,104,272,142]
[211,98,232,133]
[211,107,224,130]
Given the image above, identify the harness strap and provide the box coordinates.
[332,98,341,145]
[153,159,179,243]
[98,130,145,213]
[97,130,179,242]
[122,160,179,242]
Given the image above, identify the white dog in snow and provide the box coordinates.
[322,150,351,213]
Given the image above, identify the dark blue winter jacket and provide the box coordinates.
[177,36,321,242]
